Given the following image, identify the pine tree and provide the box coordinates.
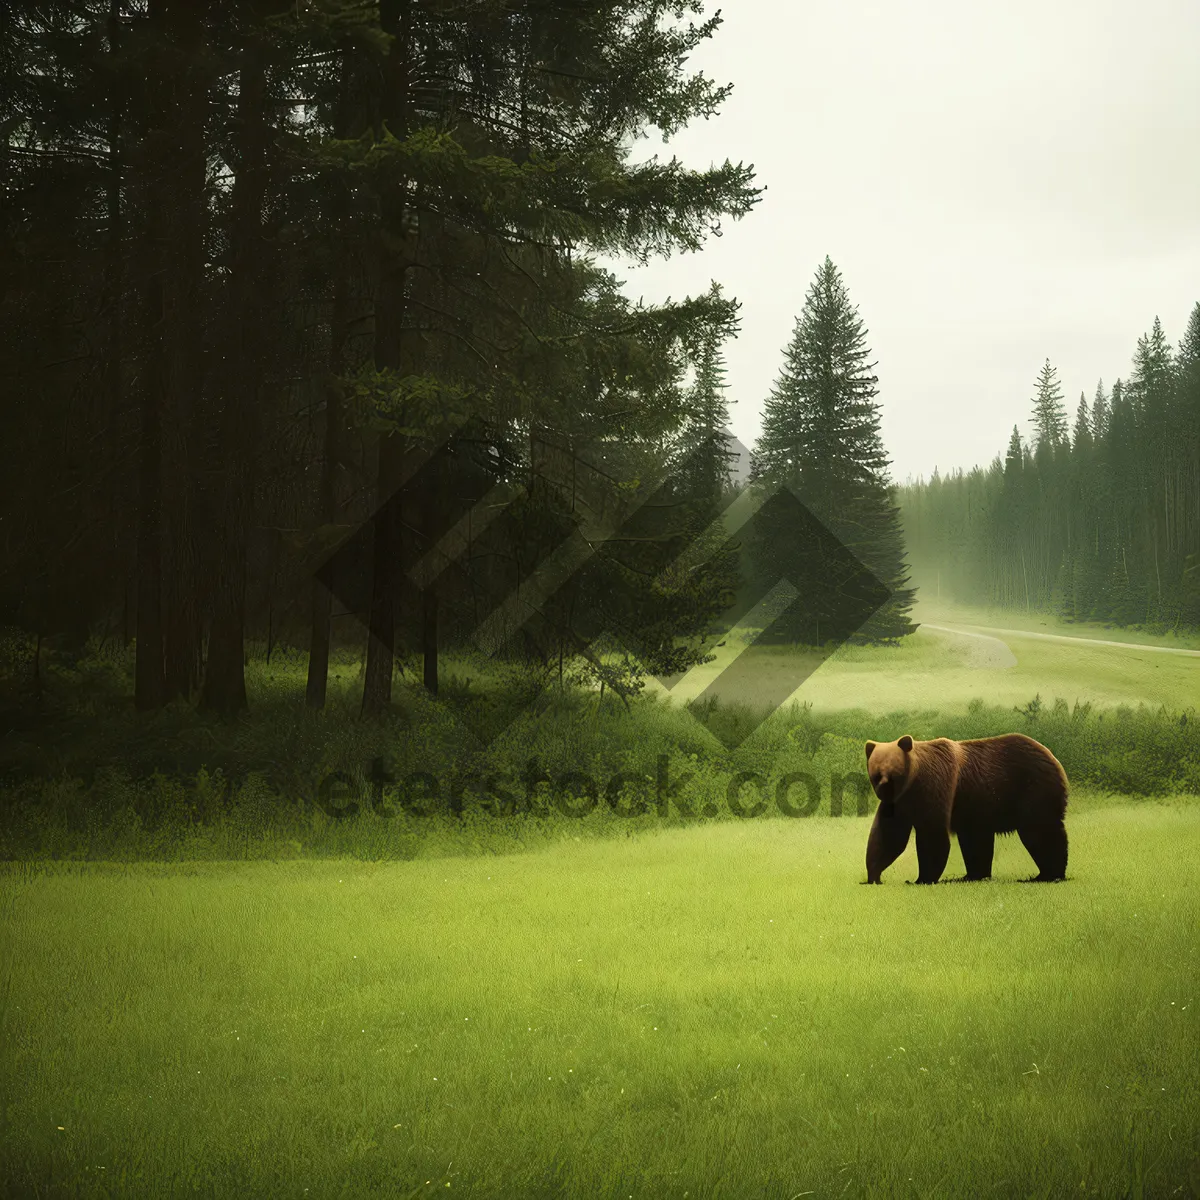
[1091,380,1109,443]
[1129,317,1174,476]
[1175,303,1200,561]
[896,306,1200,633]
[998,426,1031,609]
[1127,315,1175,618]
[1072,393,1092,453]
[664,292,743,660]
[676,286,740,516]
[335,0,762,713]
[752,256,915,641]
[1030,358,1069,454]
[1004,426,1023,478]
[1109,378,1126,420]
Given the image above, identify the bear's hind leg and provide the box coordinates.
[1018,820,1068,881]
[957,827,994,880]
[914,824,951,884]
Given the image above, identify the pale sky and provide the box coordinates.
[598,0,1200,484]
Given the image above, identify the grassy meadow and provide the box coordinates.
[2,805,1198,1198]
[656,609,1200,715]
[1,603,1197,1196]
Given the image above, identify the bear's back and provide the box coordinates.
[951,733,1068,833]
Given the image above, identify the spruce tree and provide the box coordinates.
[1174,304,1200,624]
[895,306,1200,632]
[752,256,915,641]
[1129,316,1174,473]
[997,426,1031,609]
[665,291,742,660]
[318,0,763,714]
[1109,378,1126,420]
[1091,380,1109,443]
[1004,426,1023,477]
[676,287,740,515]
[1128,316,1176,621]
[1072,393,1092,453]
[1030,358,1069,454]
[1176,304,1200,552]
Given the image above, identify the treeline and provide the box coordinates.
[0,0,764,715]
[900,307,1200,630]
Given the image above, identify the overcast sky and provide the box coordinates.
[596,0,1200,484]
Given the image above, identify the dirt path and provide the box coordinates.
[940,622,1200,658]
[919,623,1018,669]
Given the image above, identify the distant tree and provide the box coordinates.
[1175,305,1200,583]
[1072,393,1092,454]
[1030,358,1069,455]
[1129,316,1174,461]
[897,306,1200,633]
[1090,380,1109,443]
[1125,317,1177,618]
[675,285,741,516]
[1004,426,1023,478]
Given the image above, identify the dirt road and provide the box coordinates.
[925,622,1200,659]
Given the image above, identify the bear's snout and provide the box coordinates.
[874,776,893,800]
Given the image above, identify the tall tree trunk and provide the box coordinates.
[105,0,125,610]
[360,438,406,716]
[305,355,344,709]
[201,22,269,713]
[152,0,208,703]
[306,53,357,711]
[360,0,416,717]
[419,438,448,696]
[134,309,166,709]
[132,5,175,711]
[422,577,439,695]
[119,0,164,710]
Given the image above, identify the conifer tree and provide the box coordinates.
[1072,393,1092,453]
[897,307,1199,632]
[1030,358,1068,454]
[1173,303,1200,624]
[663,290,743,658]
[1004,426,1024,477]
[676,286,740,516]
[1091,380,1109,443]
[752,256,915,641]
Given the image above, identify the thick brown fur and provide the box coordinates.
[863,733,1069,884]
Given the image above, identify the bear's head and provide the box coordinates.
[864,735,914,808]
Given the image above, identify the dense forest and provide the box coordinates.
[1,0,772,717]
[899,307,1200,632]
[1,0,926,725]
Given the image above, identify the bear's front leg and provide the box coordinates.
[913,823,951,884]
[865,804,912,883]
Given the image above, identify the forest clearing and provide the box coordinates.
[3,1,1197,1195]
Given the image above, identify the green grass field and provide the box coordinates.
[2,802,1198,1198]
[646,614,1199,716]
[1,602,1197,1196]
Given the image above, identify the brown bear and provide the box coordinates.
[864,733,1068,884]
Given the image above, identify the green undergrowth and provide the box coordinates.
[0,639,1194,862]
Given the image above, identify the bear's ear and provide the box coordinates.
[865,741,876,760]
[898,734,913,752]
